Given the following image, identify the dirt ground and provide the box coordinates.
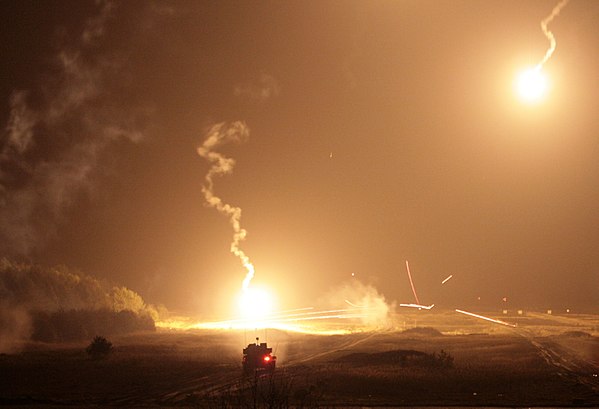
[1,310,597,408]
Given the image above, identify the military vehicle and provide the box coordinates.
[242,337,276,375]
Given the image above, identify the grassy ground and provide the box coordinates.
[0,310,597,407]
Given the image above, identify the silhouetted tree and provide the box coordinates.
[86,335,112,359]
[31,308,155,342]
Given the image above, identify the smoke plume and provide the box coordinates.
[537,0,570,69]
[324,280,394,327]
[197,122,255,291]
[0,0,146,256]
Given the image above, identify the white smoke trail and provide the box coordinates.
[197,122,255,291]
[537,0,570,69]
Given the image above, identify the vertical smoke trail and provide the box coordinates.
[197,121,255,291]
[537,0,570,69]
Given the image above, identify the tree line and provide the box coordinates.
[31,308,155,342]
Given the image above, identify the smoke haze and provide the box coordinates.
[323,280,394,328]
[0,0,146,257]
[0,259,156,352]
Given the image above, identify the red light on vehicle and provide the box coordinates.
[263,356,271,362]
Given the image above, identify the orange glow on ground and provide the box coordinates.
[156,317,353,335]
[156,281,391,335]
[156,305,379,335]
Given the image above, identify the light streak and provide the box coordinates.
[179,320,351,335]
[515,0,569,104]
[270,307,360,317]
[161,306,379,334]
[277,313,369,322]
[188,307,368,327]
[405,260,420,304]
[265,307,369,320]
[399,303,435,310]
[197,311,368,328]
[441,274,453,284]
[271,307,315,315]
[345,299,367,308]
[455,309,516,328]
[197,122,255,291]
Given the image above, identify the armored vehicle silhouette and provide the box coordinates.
[242,337,276,375]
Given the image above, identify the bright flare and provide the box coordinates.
[238,286,275,321]
[514,0,568,104]
[516,66,548,103]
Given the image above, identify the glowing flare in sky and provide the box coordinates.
[515,0,569,103]
[516,66,548,103]
[238,286,275,321]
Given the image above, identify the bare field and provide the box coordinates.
[1,310,598,408]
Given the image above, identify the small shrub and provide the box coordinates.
[86,335,113,359]
[433,349,454,368]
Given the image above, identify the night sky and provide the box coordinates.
[1,0,597,316]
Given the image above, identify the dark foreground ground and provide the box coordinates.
[1,310,598,408]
